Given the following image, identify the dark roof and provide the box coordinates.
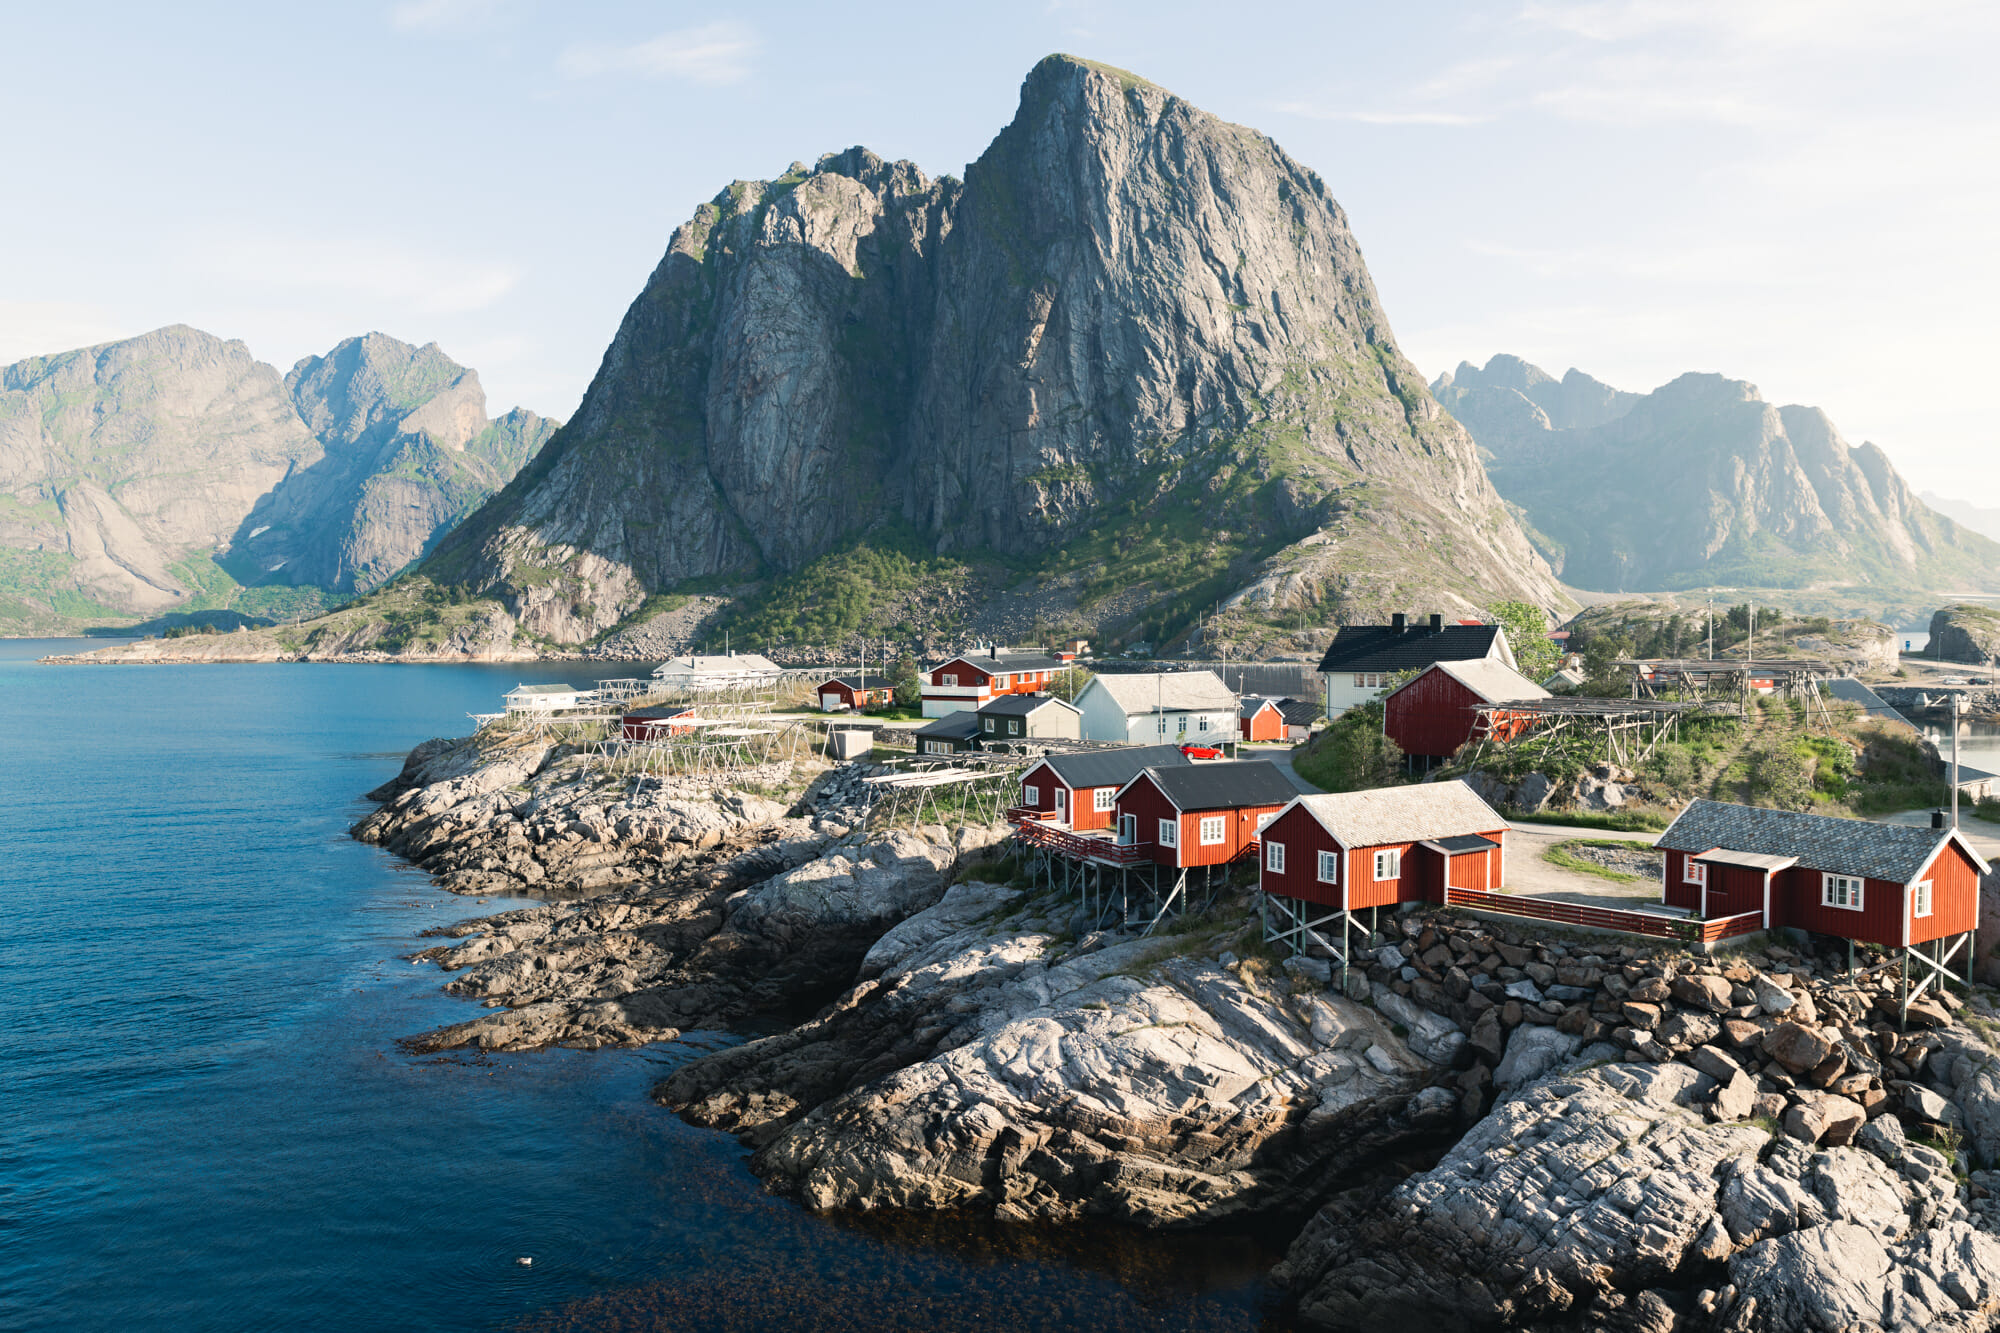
[1033,744,1190,790]
[1239,696,1283,719]
[625,703,695,718]
[1428,833,1500,855]
[1131,761,1299,811]
[913,711,981,739]
[1318,624,1501,674]
[1656,799,1988,883]
[978,693,1076,718]
[1276,698,1319,727]
[932,653,1062,675]
[823,673,894,691]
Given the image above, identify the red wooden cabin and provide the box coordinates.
[1014,744,1190,830]
[1239,697,1285,743]
[921,652,1064,718]
[1654,800,1990,947]
[1383,659,1549,762]
[1257,782,1512,910]
[621,704,698,740]
[1113,762,1299,869]
[817,674,895,711]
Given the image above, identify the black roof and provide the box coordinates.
[913,711,982,739]
[1133,761,1299,811]
[933,653,1063,675]
[625,703,695,718]
[1318,623,1502,674]
[1428,833,1500,854]
[1033,744,1190,790]
[1239,696,1282,719]
[1656,799,1989,883]
[1276,698,1319,726]
[978,693,1076,718]
[823,673,894,691]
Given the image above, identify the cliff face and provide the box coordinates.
[1435,355,2000,598]
[0,326,554,629]
[428,55,1567,645]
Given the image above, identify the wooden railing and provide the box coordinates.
[1444,888,1764,943]
[1012,816,1152,865]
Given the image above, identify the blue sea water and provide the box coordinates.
[0,641,1283,1332]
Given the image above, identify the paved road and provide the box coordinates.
[1243,743,1318,794]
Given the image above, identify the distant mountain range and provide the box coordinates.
[1920,491,2000,545]
[1434,355,2000,606]
[0,326,555,632]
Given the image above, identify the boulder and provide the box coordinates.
[1722,1220,2000,1332]
[1712,1070,1758,1122]
[1628,976,1672,1005]
[1493,1025,1582,1090]
[1784,1094,1867,1147]
[1752,973,1797,1015]
[1375,990,1467,1067]
[1763,1021,1836,1073]
[1622,1001,1663,1029]
[1672,973,1735,1013]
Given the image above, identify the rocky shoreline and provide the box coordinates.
[360,734,2000,1329]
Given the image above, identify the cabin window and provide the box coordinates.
[1318,851,1340,883]
[1822,874,1864,911]
[1255,811,1276,832]
[1198,717,1209,732]
[995,674,1009,688]
[1266,841,1285,872]
[984,718,997,733]
[1684,859,1708,888]
[1353,672,1385,689]
[941,673,957,686]
[1199,816,1226,845]
[1008,720,1021,735]
[1093,788,1115,812]
[1373,849,1402,881]
[1023,784,1040,807]
[1914,880,1933,918]
[1159,818,1178,848]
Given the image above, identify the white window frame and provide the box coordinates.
[941,673,957,686]
[1023,784,1040,807]
[1685,859,1707,888]
[1158,818,1178,848]
[1198,716,1209,732]
[1822,873,1864,911]
[1199,815,1226,846]
[1093,787,1115,812]
[1008,719,1021,735]
[1913,880,1933,918]
[1373,848,1402,881]
[1266,841,1285,872]
[1255,811,1276,832]
[1318,850,1340,883]
[984,717,998,733]
[995,674,1009,688]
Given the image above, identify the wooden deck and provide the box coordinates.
[1445,887,1763,944]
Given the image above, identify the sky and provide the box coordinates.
[4,1,1996,502]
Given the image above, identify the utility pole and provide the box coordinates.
[1952,691,1964,830]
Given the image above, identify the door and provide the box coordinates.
[1119,814,1136,845]
[1054,787,1068,824]
[821,693,841,711]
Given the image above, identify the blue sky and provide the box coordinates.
[5,1,1996,502]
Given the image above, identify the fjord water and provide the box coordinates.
[0,641,1278,1332]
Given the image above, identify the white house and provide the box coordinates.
[1072,670,1238,744]
[1316,613,1517,719]
[651,652,783,693]
[503,683,583,712]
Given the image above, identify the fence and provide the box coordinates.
[1443,888,1763,944]
[1011,815,1153,866]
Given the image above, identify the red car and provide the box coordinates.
[1180,744,1225,760]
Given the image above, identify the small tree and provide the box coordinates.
[1294,702,1404,792]
[1488,601,1561,682]
[890,654,923,708]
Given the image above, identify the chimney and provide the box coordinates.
[1391,613,1406,633]
[1430,613,1443,633]
[1933,808,1948,830]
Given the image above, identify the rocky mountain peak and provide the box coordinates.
[416,56,1566,648]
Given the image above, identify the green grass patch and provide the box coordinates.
[1543,837,1655,883]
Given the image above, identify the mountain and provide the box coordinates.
[1920,491,2000,545]
[1434,355,2000,604]
[0,326,556,631]
[407,55,1566,653]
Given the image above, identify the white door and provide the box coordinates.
[1054,787,1068,823]
[821,693,841,711]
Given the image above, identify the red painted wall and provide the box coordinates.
[930,661,992,688]
[1240,705,1283,743]
[1116,774,1281,869]
[1068,784,1118,832]
[1912,842,1981,944]
[1258,805,1344,908]
[1017,762,1063,819]
[1384,668,1481,759]
[621,710,694,740]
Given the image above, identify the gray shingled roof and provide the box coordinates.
[913,710,982,739]
[1134,761,1300,811]
[1291,781,1511,848]
[978,694,1078,718]
[1032,744,1191,789]
[1655,799,1986,883]
[1087,670,1238,715]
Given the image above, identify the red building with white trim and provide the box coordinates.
[1258,781,1512,912]
[921,652,1065,718]
[1112,762,1298,870]
[1014,745,1190,831]
[1654,800,1989,950]
[1382,659,1548,763]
